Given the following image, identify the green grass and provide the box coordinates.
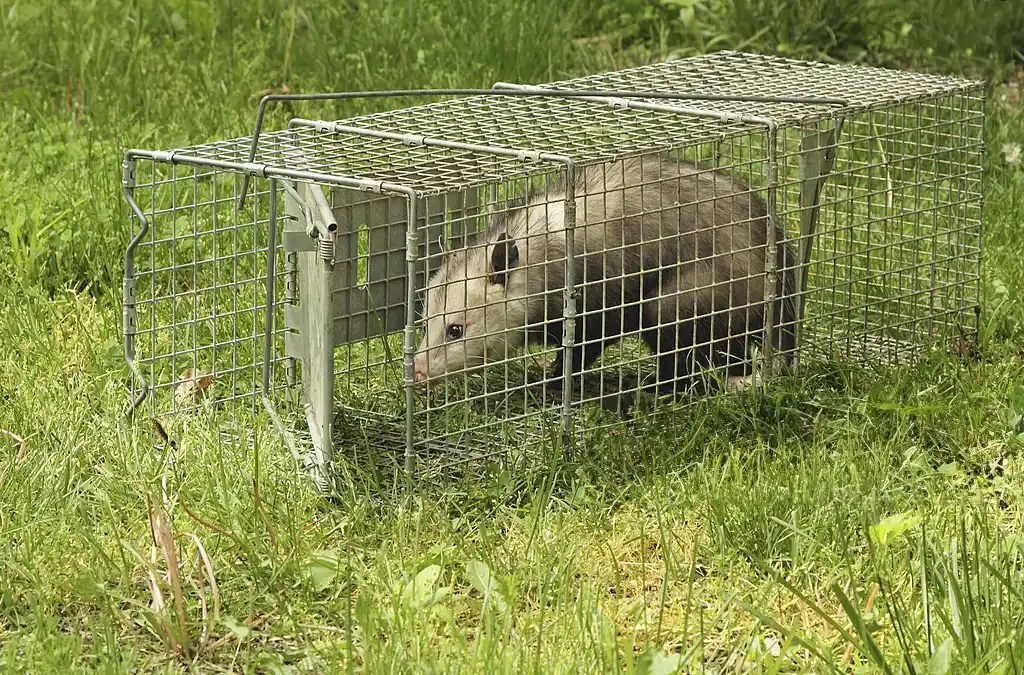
[3,0,1024,671]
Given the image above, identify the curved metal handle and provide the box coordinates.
[236,86,848,208]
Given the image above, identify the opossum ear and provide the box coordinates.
[489,232,520,287]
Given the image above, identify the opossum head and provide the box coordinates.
[413,232,528,383]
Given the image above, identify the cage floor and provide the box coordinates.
[312,324,969,470]
[292,344,841,483]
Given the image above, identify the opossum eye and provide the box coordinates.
[445,324,464,341]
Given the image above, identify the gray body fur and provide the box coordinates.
[413,154,798,396]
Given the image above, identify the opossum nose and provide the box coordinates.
[413,356,428,382]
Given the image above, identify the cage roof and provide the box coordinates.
[166,51,985,196]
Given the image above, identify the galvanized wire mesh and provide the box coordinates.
[122,162,289,418]
[784,98,984,367]
[122,51,985,488]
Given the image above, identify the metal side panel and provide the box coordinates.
[282,180,336,493]
[791,121,843,372]
[328,187,483,346]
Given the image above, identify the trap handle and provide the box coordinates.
[236,87,848,209]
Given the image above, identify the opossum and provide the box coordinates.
[412,154,798,398]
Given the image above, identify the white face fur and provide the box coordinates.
[413,233,528,383]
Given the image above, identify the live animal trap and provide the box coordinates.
[121,51,984,492]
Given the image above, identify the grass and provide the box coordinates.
[3,0,1024,671]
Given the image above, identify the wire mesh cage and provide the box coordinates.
[121,51,985,493]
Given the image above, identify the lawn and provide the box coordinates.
[2,0,1024,671]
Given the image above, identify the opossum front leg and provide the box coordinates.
[544,316,607,388]
[641,267,761,398]
[641,319,705,398]
[640,279,729,398]
[648,323,761,397]
[545,345,601,386]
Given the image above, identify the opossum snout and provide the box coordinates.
[413,353,429,383]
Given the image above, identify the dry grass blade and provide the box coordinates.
[145,492,193,661]
[155,508,190,660]
[180,498,247,550]
[0,428,28,491]
[140,487,225,661]
[842,583,880,666]
[176,531,222,651]
[144,494,176,654]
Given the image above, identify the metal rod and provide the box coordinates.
[761,123,780,375]
[560,162,578,455]
[262,177,278,399]
[397,185,420,492]
[124,149,390,194]
[280,180,313,235]
[122,155,152,416]
[288,118,574,167]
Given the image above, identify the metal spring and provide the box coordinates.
[317,236,334,265]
